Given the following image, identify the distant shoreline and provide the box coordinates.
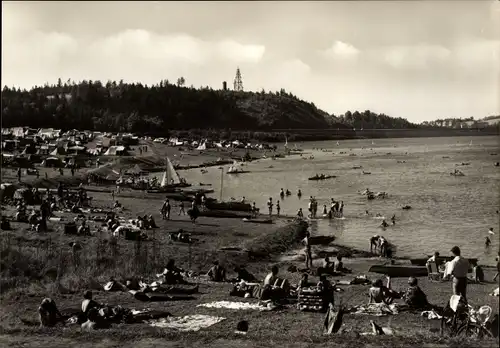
[165,127,498,143]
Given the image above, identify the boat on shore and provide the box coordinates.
[204,199,252,212]
[368,265,428,278]
[410,257,477,267]
[308,174,336,181]
[242,218,273,224]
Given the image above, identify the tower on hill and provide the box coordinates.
[233,67,243,92]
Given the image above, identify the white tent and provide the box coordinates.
[196,142,206,151]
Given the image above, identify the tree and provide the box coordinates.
[177,77,185,87]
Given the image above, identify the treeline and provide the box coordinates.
[1,79,337,133]
[337,110,421,129]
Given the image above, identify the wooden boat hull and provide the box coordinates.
[410,257,477,268]
[368,265,428,278]
[204,200,252,212]
[199,210,251,219]
[227,171,250,174]
[308,236,335,245]
[308,176,336,181]
[242,218,273,224]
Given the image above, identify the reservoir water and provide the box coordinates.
[174,136,499,264]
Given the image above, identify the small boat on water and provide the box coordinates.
[352,165,363,169]
[368,265,428,278]
[362,171,372,175]
[450,170,465,176]
[308,174,336,181]
[227,163,250,174]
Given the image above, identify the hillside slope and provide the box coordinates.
[1,81,340,133]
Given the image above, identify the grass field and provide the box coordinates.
[1,143,498,348]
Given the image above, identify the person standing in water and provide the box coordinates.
[391,214,396,225]
[276,201,280,217]
[267,198,273,217]
[485,235,491,248]
[280,189,285,199]
[339,201,345,217]
[297,208,304,219]
[297,189,302,198]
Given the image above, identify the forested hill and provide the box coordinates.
[337,110,421,129]
[1,79,344,133]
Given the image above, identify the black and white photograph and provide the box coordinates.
[1,1,499,347]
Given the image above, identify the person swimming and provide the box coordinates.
[380,220,389,228]
[391,215,396,225]
[280,189,285,199]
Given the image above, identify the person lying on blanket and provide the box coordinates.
[368,277,401,305]
[207,261,227,282]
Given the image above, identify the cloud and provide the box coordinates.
[452,39,500,72]
[2,29,266,85]
[281,59,311,74]
[381,44,451,69]
[216,40,266,64]
[88,30,265,66]
[322,41,360,59]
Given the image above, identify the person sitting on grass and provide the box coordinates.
[368,277,401,305]
[38,298,63,327]
[81,291,101,321]
[298,273,311,289]
[401,277,430,310]
[234,266,257,283]
[158,259,188,285]
[261,265,290,302]
[322,257,335,273]
[207,261,227,282]
[81,308,111,331]
[334,256,352,274]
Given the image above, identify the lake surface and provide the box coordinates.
[174,136,500,264]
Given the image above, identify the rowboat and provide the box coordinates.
[308,236,336,245]
[410,257,477,267]
[308,175,336,181]
[242,218,273,224]
[368,265,428,278]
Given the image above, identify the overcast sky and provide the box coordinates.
[2,1,499,122]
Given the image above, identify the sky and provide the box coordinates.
[2,1,499,122]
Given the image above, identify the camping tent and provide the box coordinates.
[104,146,128,156]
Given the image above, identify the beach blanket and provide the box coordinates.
[148,314,225,332]
[347,303,405,316]
[421,310,442,320]
[197,300,277,311]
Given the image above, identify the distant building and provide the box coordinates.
[222,81,227,91]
